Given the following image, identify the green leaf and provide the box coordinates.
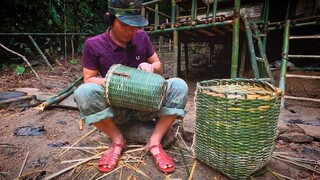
[57,47,62,52]
[16,66,26,75]
[48,19,53,25]
[70,59,78,65]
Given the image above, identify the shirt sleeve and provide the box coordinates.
[143,32,155,59]
[82,38,98,70]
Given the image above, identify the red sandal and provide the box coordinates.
[146,144,175,174]
[98,143,125,173]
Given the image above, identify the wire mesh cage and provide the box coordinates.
[104,64,167,112]
[194,78,283,179]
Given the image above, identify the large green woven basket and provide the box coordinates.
[194,78,283,179]
[104,64,167,112]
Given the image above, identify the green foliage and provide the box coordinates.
[16,65,26,75]
[0,0,108,57]
[70,59,78,65]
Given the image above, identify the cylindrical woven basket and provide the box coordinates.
[104,64,167,112]
[194,78,283,179]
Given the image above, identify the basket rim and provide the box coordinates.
[196,78,283,98]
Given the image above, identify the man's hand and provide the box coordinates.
[138,62,154,73]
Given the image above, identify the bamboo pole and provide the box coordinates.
[146,20,233,34]
[57,75,83,96]
[64,0,67,63]
[0,33,90,36]
[34,88,75,111]
[239,38,247,77]
[34,75,83,110]
[231,0,241,78]
[279,20,290,109]
[252,23,275,84]
[242,13,260,79]
[212,0,218,23]
[0,43,40,79]
[28,35,54,72]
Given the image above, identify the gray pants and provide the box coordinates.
[74,78,188,125]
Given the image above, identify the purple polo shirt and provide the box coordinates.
[82,29,155,77]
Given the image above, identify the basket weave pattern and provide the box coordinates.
[104,64,167,112]
[194,79,282,179]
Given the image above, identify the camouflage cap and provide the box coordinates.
[108,0,148,27]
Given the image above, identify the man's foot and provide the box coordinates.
[146,144,175,174]
[98,143,125,173]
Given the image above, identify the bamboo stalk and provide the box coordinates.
[57,75,84,96]
[34,87,76,111]
[34,75,83,111]
[0,43,40,79]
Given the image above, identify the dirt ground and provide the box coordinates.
[0,57,319,180]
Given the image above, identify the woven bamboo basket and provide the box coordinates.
[194,78,283,179]
[104,64,167,112]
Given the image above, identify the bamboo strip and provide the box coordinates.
[71,161,89,180]
[44,152,104,180]
[58,128,97,157]
[272,155,320,174]
[18,151,29,178]
[188,160,197,180]
[95,166,121,180]
[88,171,99,180]
[286,74,320,79]
[124,163,150,179]
[267,169,295,180]
[127,150,146,179]
[284,96,320,103]
[60,146,109,150]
